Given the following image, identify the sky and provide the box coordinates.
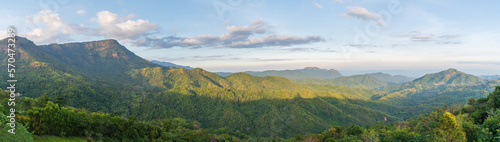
[1,0,499,76]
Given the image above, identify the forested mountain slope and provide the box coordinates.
[376,69,500,117]
[0,37,400,137]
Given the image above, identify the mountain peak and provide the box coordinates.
[443,68,458,73]
[411,69,484,86]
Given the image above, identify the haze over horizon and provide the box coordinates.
[1,0,499,75]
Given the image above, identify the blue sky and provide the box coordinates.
[1,0,499,76]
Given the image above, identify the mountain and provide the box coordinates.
[244,67,343,79]
[37,39,161,82]
[0,37,163,112]
[150,60,193,69]
[365,72,414,84]
[376,69,499,117]
[381,68,489,94]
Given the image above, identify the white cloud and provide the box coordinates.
[227,35,324,48]
[77,10,86,15]
[342,6,384,25]
[94,11,159,40]
[334,0,345,4]
[24,10,80,43]
[134,19,324,48]
[315,3,323,9]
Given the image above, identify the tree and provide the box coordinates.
[433,112,466,142]
[487,86,500,109]
[361,129,379,142]
[347,124,363,136]
[467,98,476,105]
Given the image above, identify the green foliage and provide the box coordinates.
[361,129,380,142]
[347,124,363,136]
[32,135,87,142]
[382,127,421,141]
[26,100,245,141]
[0,112,34,142]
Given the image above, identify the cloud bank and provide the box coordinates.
[133,19,324,49]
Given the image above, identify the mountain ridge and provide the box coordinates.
[150,60,193,69]
[242,67,344,79]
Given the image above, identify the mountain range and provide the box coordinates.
[150,60,193,69]
[218,67,344,79]
[481,75,500,80]
[1,36,498,138]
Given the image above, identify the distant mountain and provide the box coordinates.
[293,73,413,89]
[215,72,233,77]
[411,68,485,87]
[365,72,414,84]
[377,69,499,117]
[150,60,193,69]
[381,68,487,93]
[244,67,343,79]
[480,75,500,80]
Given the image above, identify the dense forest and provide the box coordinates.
[1,86,499,141]
[1,37,499,141]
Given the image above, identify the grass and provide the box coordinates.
[33,135,87,142]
